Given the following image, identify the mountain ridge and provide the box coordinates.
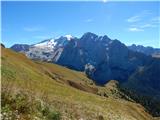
[128,44,160,56]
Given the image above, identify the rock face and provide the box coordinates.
[56,32,153,85]
[123,58,160,97]
[10,32,160,96]
[11,44,30,52]
[128,44,160,56]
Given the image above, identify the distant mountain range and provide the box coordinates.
[10,32,160,100]
[128,44,160,56]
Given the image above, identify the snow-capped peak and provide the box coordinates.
[34,38,57,49]
[65,34,73,41]
[33,35,74,49]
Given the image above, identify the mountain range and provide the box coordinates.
[128,44,160,57]
[10,32,160,116]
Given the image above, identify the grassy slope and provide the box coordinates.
[1,47,153,120]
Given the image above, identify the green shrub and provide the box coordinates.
[47,110,61,120]
[36,100,61,120]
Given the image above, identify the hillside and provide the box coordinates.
[1,46,155,120]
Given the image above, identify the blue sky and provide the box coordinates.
[1,1,160,48]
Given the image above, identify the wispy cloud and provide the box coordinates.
[126,10,152,23]
[151,16,160,23]
[128,27,144,32]
[127,16,141,23]
[24,27,43,32]
[128,22,157,32]
[127,10,159,32]
[140,24,156,28]
[84,19,93,23]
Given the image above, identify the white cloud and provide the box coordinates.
[24,27,42,32]
[129,27,144,32]
[127,16,141,23]
[127,10,159,32]
[128,23,157,32]
[141,10,152,16]
[84,19,93,23]
[126,10,152,23]
[140,24,156,28]
[151,16,160,23]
